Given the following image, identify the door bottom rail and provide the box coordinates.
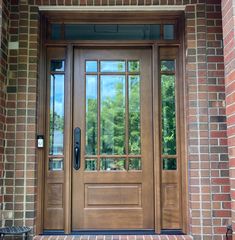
[42,230,184,235]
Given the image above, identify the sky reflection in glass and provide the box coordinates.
[49,74,64,155]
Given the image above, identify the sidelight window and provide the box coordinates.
[48,60,65,171]
[160,60,177,170]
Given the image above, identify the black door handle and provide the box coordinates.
[74,127,81,170]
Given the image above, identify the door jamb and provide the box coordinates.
[36,13,187,235]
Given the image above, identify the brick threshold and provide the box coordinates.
[33,235,193,240]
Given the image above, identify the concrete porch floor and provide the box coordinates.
[33,235,193,240]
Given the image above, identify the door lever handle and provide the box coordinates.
[74,127,81,170]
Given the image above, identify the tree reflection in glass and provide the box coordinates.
[85,159,97,171]
[161,60,175,72]
[161,75,176,155]
[129,75,141,154]
[100,158,125,171]
[129,158,141,170]
[128,61,140,72]
[100,61,125,72]
[49,74,64,155]
[163,158,176,170]
[86,75,98,155]
[100,75,126,155]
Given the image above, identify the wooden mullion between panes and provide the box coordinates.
[152,44,161,234]
[161,155,177,159]
[64,44,73,234]
[85,154,142,158]
[97,64,101,171]
[48,155,65,158]
[125,65,129,171]
[160,71,175,75]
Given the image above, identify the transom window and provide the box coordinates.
[49,23,176,41]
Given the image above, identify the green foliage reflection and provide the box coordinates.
[85,159,97,171]
[161,75,176,155]
[129,76,140,154]
[86,76,98,155]
[86,99,97,155]
[101,76,125,155]
[85,61,142,171]
[129,158,141,170]
[100,158,125,171]
[163,158,176,170]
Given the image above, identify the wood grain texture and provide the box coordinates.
[37,11,186,235]
[40,45,186,233]
[83,209,143,229]
[47,183,63,207]
[43,47,66,230]
[85,184,142,206]
[72,48,154,230]
[159,47,182,230]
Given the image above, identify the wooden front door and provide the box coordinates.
[72,48,154,230]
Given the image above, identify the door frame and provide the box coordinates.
[36,11,188,235]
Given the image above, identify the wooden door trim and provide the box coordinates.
[36,42,188,234]
[44,47,66,230]
[36,15,47,235]
[152,44,161,234]
[39,5,185,12]
[37,13,187,232]
[64,44,73,234]
[179,15,189,234]
[41,11,183,23]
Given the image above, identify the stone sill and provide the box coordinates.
[33,235,193,240]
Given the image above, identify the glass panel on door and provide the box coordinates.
[84,60,142,172]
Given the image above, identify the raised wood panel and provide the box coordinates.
[162,209,180,229]
[85,184,141,207]
[47,183,63,207]
[83,209,143,229]
[44,208,64,230]
[162,184,178,209]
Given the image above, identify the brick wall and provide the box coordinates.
[3,0,39,228]
[0,0,9,226]
[186,2,231,239]
[0,0,3,218]
[221,0,235,238]
[0,0,231,239]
